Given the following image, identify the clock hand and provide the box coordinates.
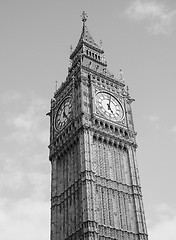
[63,111,66,118]
[63,105,70,119]
[107,102,113,114]
[108,95,114,113]
[63,102,67,118]
[108,98,110,106]
[110,108,113,114]
[107,103,111,110]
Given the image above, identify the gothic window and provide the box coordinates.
[110,125,113,131]
[95,119,99,125]
[124,131,128,138]
[115,127,118,134]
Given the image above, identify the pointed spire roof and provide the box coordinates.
[70,11,103,60]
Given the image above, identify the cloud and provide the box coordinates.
[149,204,176,240]
[172,125,176,134]
[125,0,176,35]
[144,114,160,129]
[0,167,49,200]
[0,198,50,240]
[0,92,50,240]
[148,115,159,123]
[0,154,50,240]
[1,90,22,104]
[155,203,176,220]
[6,96,49,145]
[0,92,50,181]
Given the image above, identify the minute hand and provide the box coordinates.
[108,95,111,106]
[108,96,113,113]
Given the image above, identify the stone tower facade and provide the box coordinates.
[48,12,148,240]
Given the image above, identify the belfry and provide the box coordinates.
[48,12,148,240]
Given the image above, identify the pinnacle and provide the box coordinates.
[81,11,88,24]
[70,13,101,60]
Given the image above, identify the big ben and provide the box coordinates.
[48,12,148,240]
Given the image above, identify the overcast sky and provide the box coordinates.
[0,0,176,239]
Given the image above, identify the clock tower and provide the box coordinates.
[48,12,148,240]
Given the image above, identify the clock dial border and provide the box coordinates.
[54,97,72,132]
[95,91,124,122]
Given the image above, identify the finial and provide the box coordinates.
[127,85,129,95]
[55,81,58,91]
[100,40,103,49]
[68,45,73,71]
[81,11,88,24]
[119,69,124,82]
[70,45,73,54]
[120,69,123,77]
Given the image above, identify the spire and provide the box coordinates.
[81,11,88,25]
[70,11,103,60]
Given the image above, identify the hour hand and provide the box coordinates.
[63,111,67,119]
[107,103,113,113]
[107,103,111,110]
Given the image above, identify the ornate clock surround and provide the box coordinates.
[95,90,124,122]
[54,96,72,132]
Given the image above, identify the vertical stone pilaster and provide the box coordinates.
[128,146,138,186]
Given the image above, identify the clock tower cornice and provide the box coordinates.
[80,65,125,88]
[53,77,73,100]
[49,124,137,161]
[70,39,104,61]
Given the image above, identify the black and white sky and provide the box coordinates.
[0,1,176,239]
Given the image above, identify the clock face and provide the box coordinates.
[96,92,124,122]
[55,97,72,131]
